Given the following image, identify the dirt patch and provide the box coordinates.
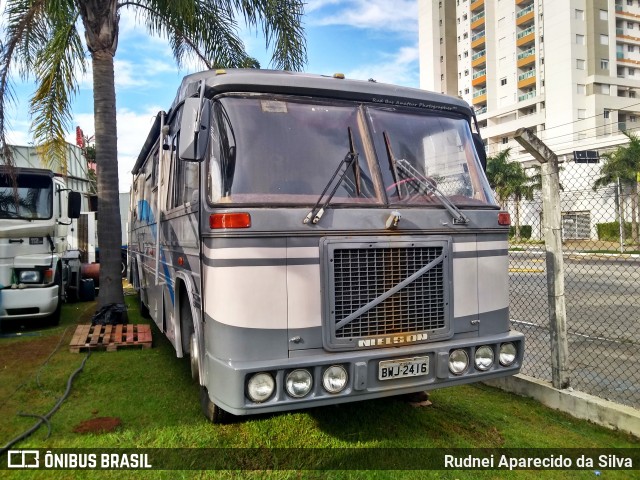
[73,417,122,434]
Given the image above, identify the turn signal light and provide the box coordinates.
[209,213,251,229]
[498,212,511,226]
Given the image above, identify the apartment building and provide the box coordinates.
[418,0,640,163]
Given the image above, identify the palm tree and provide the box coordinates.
[0,1,306,311]
[486,147,539,241]
[594,131,640,245]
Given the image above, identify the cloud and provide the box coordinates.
[307,0,418,33]
[68,108,161,192]
[343,45,420,87]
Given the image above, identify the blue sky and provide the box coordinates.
[3,0,419,192]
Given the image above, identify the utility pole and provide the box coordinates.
[513,128,570,389]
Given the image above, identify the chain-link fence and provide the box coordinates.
[506,161,640,409]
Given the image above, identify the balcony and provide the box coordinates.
[518,91,536,102]
[471,31,486,48]
[472,89,487,105]
[472,69,487,86]
[472,52,487,67]
[518,69,536,88]
[475,106,487,115]
[516,26,536,47]
[517,47,536,67]
[516,4,535,26]
[471,11,485,29]
[470,0,484,12]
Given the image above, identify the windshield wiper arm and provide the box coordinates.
[395,158,469,225]
[303,127,360,225]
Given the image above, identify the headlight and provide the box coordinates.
[285,369,313,398]
[449,349,469,375]
[499,343,517,366]
[247,372,275,403]
[474,346,495,371]
[19,270,41,283]
[322,365,348,393]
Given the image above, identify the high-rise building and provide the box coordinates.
[418,0,640,161]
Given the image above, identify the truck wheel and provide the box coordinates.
[200,386,234,424]
[43,267,63,326]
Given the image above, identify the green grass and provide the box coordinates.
[0,289,638,479]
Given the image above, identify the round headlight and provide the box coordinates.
[449,349,469,375]
[474,345,495,371]
[499,342,517,366]
[285,369,313,398]
[247,372,275,403]
[322,365,348,393]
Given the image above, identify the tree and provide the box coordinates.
[486,147,539,241]
[594,131,640,245]
[0,0,307,311]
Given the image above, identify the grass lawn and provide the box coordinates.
[0,286,638,479]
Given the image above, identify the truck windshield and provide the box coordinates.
[366,107,496,207]
[206,95,496,208]
[0,173,53,219]
[207,96,379,206]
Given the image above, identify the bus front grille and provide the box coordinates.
[323,238,452,350]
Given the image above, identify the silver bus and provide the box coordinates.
[128,69,524,423]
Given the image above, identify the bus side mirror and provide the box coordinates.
[68,191,81,219]
[472,133,487,172]
[179,97,211,162]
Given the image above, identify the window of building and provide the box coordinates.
[604,110,611,119]
[463,51,469,58]
[576,34,585,45]
[457,18,460,24]
[630,90,637,98]
[441,74,444,80]
[501,77,507,86]
[577,84,586,94]
[439,19,442,26]
[577,59,585,69]
[440,37,444,44]
[464,88,470,94]
[631,115,637,122]
[599,9,608,20]
[459,73,462,79]
[440,56,444,63]
[628,21,634,29]
[458,54,462,60]
[601,59,609,69]
[631,68,637,75]
[575,9,584,20]
[458,36,461,42]
[578,109,586,119]
[600,34,609,45]
[463,14,468,21]
[501,137,509,145]
[629,45,635,52]
[627,0,633,6]
[463,32,468,39]
[464,69,469,76]
[601,84,611,95]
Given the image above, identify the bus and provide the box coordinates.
[128,69,524,423]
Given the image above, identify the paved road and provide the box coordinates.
[508,251,640,408]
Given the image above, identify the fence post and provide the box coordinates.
[513,128,570,389]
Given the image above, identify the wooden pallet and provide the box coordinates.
[69,324,152,353]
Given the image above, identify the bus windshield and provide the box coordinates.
[207,95,496,208]
[0,173,53,219]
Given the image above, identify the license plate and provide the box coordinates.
[378,356,429,381]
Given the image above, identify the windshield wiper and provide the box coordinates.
[303,127,361,225]
[382,131,468,225]
[396,159,469,225]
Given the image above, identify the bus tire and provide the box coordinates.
[200,386,234,424]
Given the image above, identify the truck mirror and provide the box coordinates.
[472,133,487,172]
[179,97,211,162]
[68,191,82,218]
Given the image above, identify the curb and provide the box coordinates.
[484,374,640,439]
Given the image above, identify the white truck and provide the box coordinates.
[0,167,82,326]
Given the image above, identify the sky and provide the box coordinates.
[3,0,420,192]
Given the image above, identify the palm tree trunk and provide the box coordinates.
[514,196,521,241]
[632,181,639,245]
[92,49,125,309]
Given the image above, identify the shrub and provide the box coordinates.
[509,225,532,239]
[596,222,632,241]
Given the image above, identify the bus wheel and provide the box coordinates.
[189,332,200,383]
[200,386,234,424]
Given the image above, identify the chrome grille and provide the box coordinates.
[329,242,449,344]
